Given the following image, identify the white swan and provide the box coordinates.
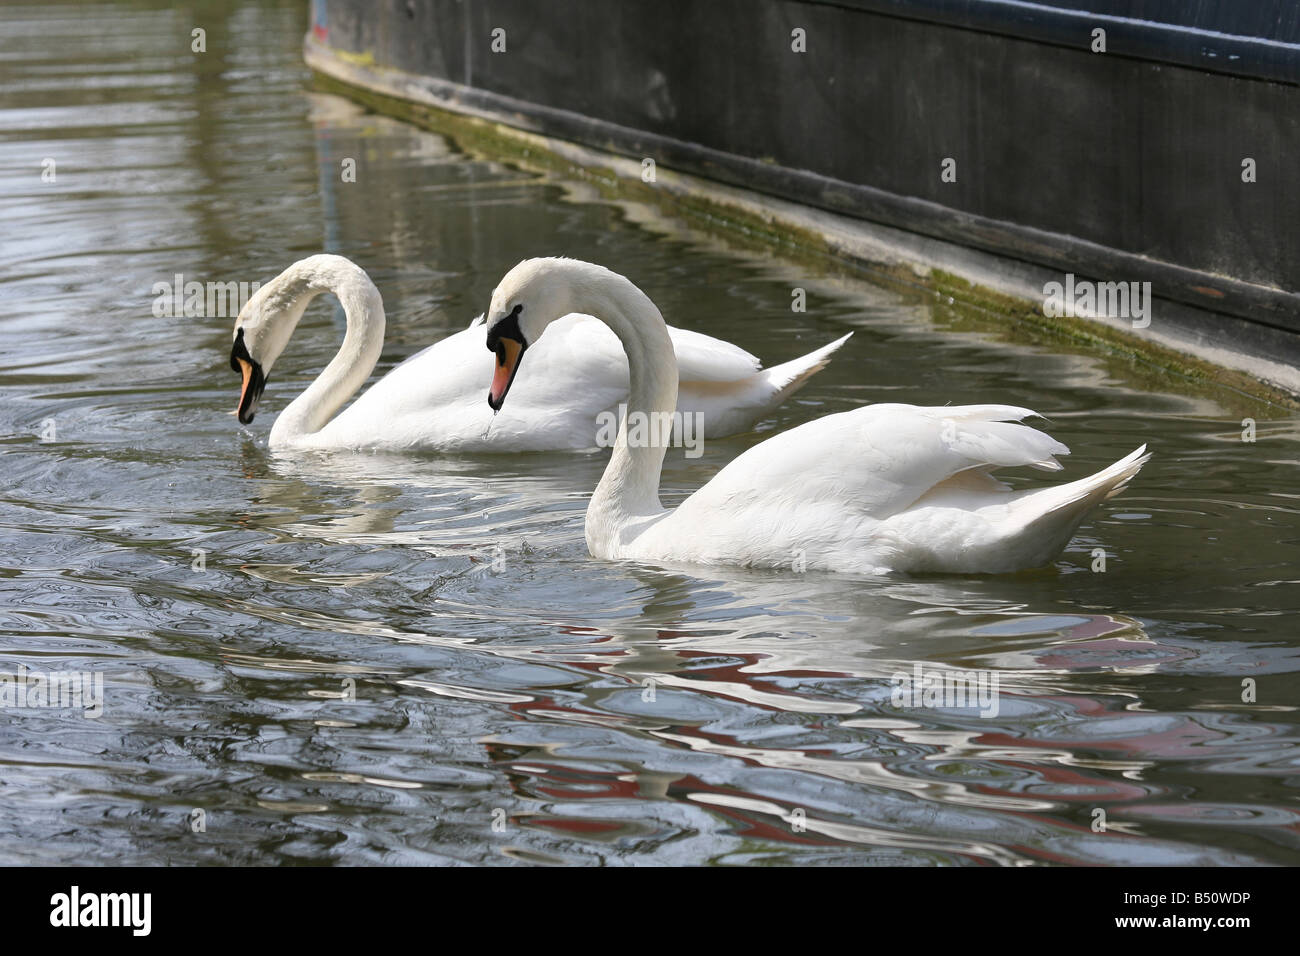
[228,254,849,451]
[482,258,1152,574]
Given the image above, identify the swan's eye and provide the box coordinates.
[486,304,528,355]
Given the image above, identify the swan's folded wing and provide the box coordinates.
[666,325,762,382]
[670,403,1068,524]
[370,315,739,433]
[554,314,761,382]
[327,317,632,449]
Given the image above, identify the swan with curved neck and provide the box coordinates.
[231,255,384,446]
[483,258,1151,574]
[229,255,850,452]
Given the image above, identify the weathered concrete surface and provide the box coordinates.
[305,36,1300,404]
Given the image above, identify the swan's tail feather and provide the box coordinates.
[1040,444,1151,513]
[998,444,1151,568]
[676,332,850,437]
[760,332,852,406]
[1101,444,1151,499]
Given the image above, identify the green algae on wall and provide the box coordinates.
[308,68,1299,416]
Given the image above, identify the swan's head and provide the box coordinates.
[227,261,321,424]
[230,280,297,421]
[483,258,587,410]
[229,327,267,425]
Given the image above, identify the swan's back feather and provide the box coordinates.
[672,403,1066,522]
[290,314,837,451]
[632,402,1141,573]
[665,325,762,382]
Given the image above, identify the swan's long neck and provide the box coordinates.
[573,269,678,554]
[265,259,385,445]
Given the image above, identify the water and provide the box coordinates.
[2,1,1298,866]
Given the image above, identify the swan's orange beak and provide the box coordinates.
[230,328,266,425]
[234,357,263,423]
[488,337,525,411]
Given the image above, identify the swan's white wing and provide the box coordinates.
[666,325,761,382]
[643,403,1068,564]
[555,314,761,382]
[682,403,1064,515]
[300,314,817,451]
[317,316,629,450]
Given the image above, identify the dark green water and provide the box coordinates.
[1,1,1297,865]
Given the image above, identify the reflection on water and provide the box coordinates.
[0,1,1297,865]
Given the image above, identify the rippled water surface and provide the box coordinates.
[2,1,1299,865]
